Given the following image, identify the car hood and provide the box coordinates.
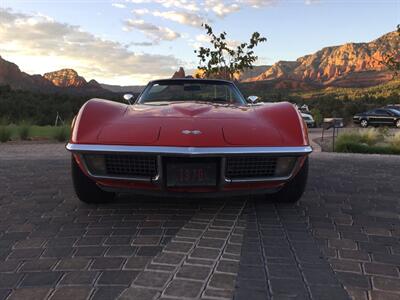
[96,102,285,146]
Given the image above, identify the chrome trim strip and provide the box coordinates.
[66,144,313,155]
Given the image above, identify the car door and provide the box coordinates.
[374,109,393,125]
[366,110,378,124]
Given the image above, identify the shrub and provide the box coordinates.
[0,117,9,126]
[335,132,400,155]
[0,126,12,143]
[18,122,31,140]
[358,128,382,146]
[390,131,400,149]
[335,132,363,146]
[52,126,70,142]
[310,108,323,127]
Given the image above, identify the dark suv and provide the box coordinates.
[353,108,400,128]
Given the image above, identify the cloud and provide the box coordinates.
[132,8,150,15]
[192,33,240,49]
[131,6,206,28]
[127,0,199,12]
[126,0,310,20]
[0,8,180,84]
[204,0,240,17]
[152,11,206,27]
[112,3,126,8]
[237,0,278,8]
[130,41,155,46]
[196,34,211,44]
[304,0,319,4]
[123,19,180,41]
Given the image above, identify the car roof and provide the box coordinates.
[148,78,235,85]
[368,108,400,115]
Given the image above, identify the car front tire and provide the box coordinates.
[360,119,368,128]
[71,156,115,204]
[269,157,309,203]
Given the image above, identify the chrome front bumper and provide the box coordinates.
[66,144,313,156]
[66,143,312,185]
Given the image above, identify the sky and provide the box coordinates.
[1,0,399,85]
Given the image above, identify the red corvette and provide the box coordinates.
[66,79,312,203]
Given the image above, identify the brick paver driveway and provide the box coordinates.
[0,143,399,300]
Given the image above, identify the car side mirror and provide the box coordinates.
[247,95,259,104]
[123,94,134,104]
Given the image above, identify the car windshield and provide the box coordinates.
[137,80,246,105]
[388,108,400,115]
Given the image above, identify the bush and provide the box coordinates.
[358,128,382,146]
[336,141,400,155]
[390,131,400,149]
[52,126,70,142]
[310,108,323,127]
[0,117,9,126]
[0,126,12,143]
[335,131,400,155]
[18,122,31,140]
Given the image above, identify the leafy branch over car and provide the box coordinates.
[194,24,266,80]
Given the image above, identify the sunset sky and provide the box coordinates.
[1,0,399,85]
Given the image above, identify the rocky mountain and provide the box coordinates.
[235,65,271,81]
[0,57,111,95]
[172,67,186,78]
[43,69,87,88]
[244,31,399,87]
[1,30,398,93]
[0,56,55,91]
[43,69,108,92]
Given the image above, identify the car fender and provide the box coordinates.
[71,99,127,144]
[255,102,309,147]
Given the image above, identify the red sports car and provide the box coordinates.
[66,79,312,203]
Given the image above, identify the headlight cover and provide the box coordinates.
[275,157,297,177]
[84,154,106,175]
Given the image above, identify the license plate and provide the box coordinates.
[166,162,217,187]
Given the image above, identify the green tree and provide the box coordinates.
[195,24,266,80]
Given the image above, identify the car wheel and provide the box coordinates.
[268,157,309,203]
[71,155,115,204]
[360,119,368,128]
[396,119,400,128]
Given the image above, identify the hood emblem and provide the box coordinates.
[181,130,202,135]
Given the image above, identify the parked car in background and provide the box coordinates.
[353,108,400,128]
[301,113,315,128]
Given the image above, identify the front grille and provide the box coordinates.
[105,154,157,178]
[225,156,277,179]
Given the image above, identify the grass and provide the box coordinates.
[0,126,12,143]
[390,131,400,149]
[18,122,31,140]
[52,126,70,142]
[0,125,70,143]
[335,128,400,155]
